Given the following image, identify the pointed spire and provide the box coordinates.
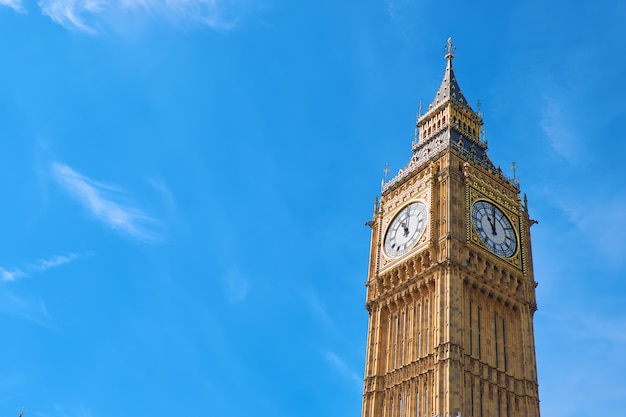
[424,37,474,114]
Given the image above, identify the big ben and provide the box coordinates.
[361,39,541,417]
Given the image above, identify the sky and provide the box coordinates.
[0,0,624,416]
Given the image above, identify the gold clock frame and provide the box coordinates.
[379,193,431,270]
[467,186,523,270]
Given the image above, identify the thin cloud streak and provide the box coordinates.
[0,292,55,328]
[39,0,102,33]
[222,267,249,303]
[38,0,245,33]
[323,351,362,392]
[1,253,81,282]
[51,163,159,243]
[540,97,582,165]
[36,253,80,271]
[554,192,626,265]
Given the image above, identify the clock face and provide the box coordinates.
[384,201,428,258]
[471,200,518,258]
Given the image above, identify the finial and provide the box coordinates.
[524,193,528,209]
[414,106,421,143]
[19,407,25,417]
[444,37,456,61]
[366,197,379,226]
[383,163,390,182]
[476,99,482,117]
[510,161,519,185]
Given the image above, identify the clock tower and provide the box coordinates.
[361,39,540,417]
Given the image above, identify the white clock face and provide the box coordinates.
[384,201,428,258]
[471,200,517,258]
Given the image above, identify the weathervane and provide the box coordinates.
[444,37,456,60]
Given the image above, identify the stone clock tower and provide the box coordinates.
[361,39,540,417]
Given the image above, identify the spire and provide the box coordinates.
[383,38,516,194]
[424,37,474,115]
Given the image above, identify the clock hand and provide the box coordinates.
[401,211,411,236]
[401,222,410,237]
[490,206,497,235]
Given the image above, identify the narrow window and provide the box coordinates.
[477,306,482,359]
[387,315,392,371]
[502,318,507,372]
[417,304,422,357]
[470,384,475,417]
[393,315,399,368]
[469,300,473,356]
[425,298,430,354]
[408,307,413,362]
[415,389,419,417]
[506,393,510,417]
[494,312,499,369]
[479,386,483,417]
[401,311,406,365]
[424,388,428,417]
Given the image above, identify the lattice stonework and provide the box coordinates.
[362,40,540,417]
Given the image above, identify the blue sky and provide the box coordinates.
[0,0,624,416]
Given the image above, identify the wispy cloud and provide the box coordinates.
[554,191,626,265]
[0,253,82,327]
[0,292,55,328]
[148,177,176,210]
[323,351,362,391]
[0,0,24,12]
[306,288,334,328]
[385,0,405,18]
[222,266,249,302]
[541,97,583,165]
[1,253,81,282]
[51,162,159,243]
[37,0,248,33]
[537,307,626,417]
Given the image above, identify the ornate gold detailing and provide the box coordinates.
[383,133,446,193]
[362,40,540,417]
[466,185,524,271]
[366,251,434,305]
[381,164,432,212]
[379,198,431,270]
[463,162,520,204]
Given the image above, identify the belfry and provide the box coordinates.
[361,39,541,417]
